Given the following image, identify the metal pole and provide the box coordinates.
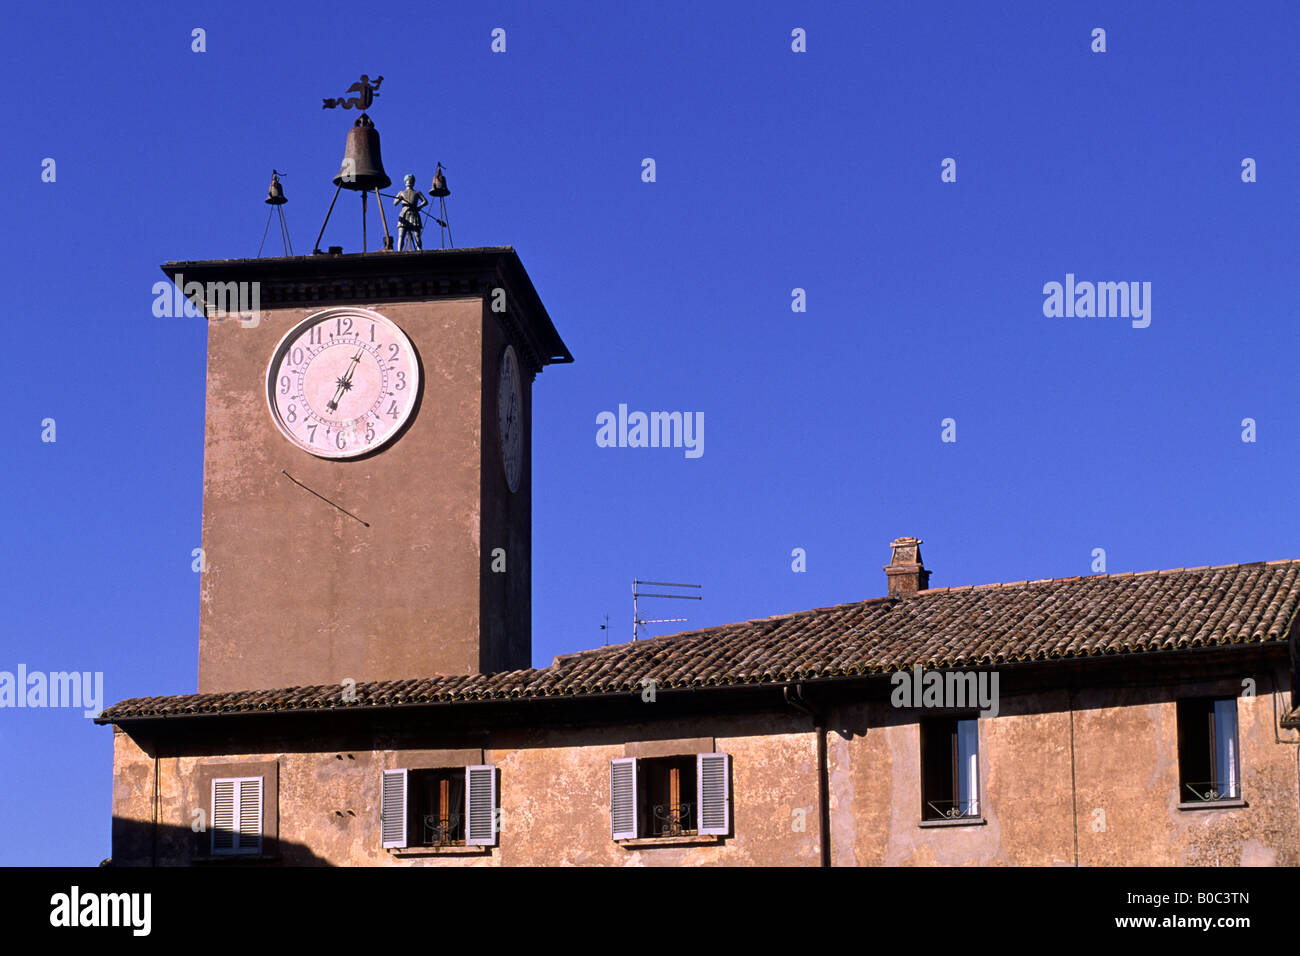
[312,184,342,254]
[373,187,391,246]
[257,206,274,258]
[278,206,294,256]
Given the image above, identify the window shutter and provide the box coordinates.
[956,719,980,816]
[697,753,730,836]
[1213,699,1239,799]
[238,777,263,852]
[465,765,497,845]
[610,757,637,840]
[381,768,408,849]
[212,778,236,853]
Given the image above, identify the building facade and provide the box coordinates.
[99,248,1300,866]
[102,553,1300,866]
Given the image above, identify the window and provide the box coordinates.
[1177,697,1240,802]
[920,717,980,821]
[211,777,263,855]
[609,753,730,840]
[381,766,496,849]
[411,769,466,845]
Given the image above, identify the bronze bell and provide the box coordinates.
[265,171,287,205]
[429,162,450,198]
[333,113,391,191]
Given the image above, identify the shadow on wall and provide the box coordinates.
[105,818,334,867]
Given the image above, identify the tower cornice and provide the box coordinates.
[160,246,573,376]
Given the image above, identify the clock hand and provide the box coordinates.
[341,348,364,385]
[326,349,365,413]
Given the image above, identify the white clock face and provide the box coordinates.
[497,345,523,492]
[267,307,420,459]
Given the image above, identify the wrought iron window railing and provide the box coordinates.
[421,813,463,846]
[924,798,979,820]
[1182,780,1239,803]
[652,802,696,837]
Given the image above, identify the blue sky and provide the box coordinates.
[2,1,1296,864]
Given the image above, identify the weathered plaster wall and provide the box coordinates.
[110,671,1300,866]
[112,712,822,866]
[110,728,155,866]
[1072,673,1300,867]
[827,694,1076,866]
[199,298,486,692]
[827,669,1299,866]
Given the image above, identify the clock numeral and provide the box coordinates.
[279,375,290,395]
[395,371,406,391]
[366,423,376,443]
[286,403,297,424]
[370,323,376,342]
[337,316,353,336]
[388,343,399,363]
[306,423,317,443]
[388,400,399,420]
[291,346,304,366]
[308,326,322,345]
[335,431,347,451]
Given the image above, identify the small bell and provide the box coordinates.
[265,170,287,205]
[428,162,450,198]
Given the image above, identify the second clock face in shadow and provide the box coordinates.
[497,344,523,492]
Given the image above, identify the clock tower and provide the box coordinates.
[165,249,572,693]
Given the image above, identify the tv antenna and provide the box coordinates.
[632,579,702,642]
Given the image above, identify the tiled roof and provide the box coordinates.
[98,560,1300,722]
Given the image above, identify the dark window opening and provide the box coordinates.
[921,717,979,821]
[408,768,465,846]
[1177,697,1239,802]
[638,756,697,837]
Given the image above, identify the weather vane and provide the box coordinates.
[322,74,384,110]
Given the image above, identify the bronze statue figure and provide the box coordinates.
[394,174,427,250]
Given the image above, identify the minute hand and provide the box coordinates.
[326,348,365,412]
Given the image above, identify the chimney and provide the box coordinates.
[884,536,930,598]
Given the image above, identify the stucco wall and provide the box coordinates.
[112,712,823,866]
[199,298,487,692]
[110,672,1300,866]
[826,669,1299,866]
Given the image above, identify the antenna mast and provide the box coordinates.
[632,579,702,642]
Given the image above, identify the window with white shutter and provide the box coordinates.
[384,765,498,849]
[465,765,497,845]
[611,753,731,841]
[696,753,730,835]
[381,768,408,848]
[211,776,263,855]
[610,757,637,840]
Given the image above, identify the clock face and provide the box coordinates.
[497,345,523,492]
[266,307,420,459]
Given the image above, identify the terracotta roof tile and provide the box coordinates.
[97,560,1300,722]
